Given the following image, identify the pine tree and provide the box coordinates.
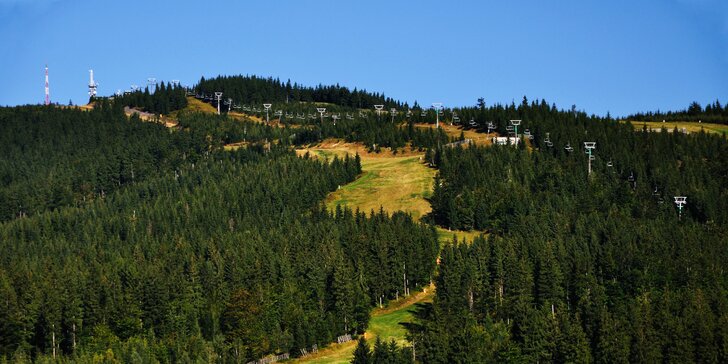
[351,337,371,364]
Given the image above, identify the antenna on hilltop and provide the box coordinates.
[88,69,98,98]
[44,65,50,105]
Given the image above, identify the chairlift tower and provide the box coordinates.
[584,142,596,176]
[510,120,521,138]
[432,103,443,128]
[674,196,687,220]
[88,69,98,98]
[227,98,233,112]
[214,92,223,115]
[374,105,384,121]
[390,108,397,123]
[331,114,339,125]
[263,103,272,122]
[147,77,156,93]
[317,107,326,124]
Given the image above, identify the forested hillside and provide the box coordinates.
[404,102,728,362]
[0,105,439,362]
[113,82,188,115]
[2,75,727,363]
[628,100,728,124]
[0,102,200,222]
[195,75,404,109]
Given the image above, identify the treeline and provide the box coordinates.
[113,82,188,115]
[176,111,451,153]
[407,115,728,361]
[629,100,728,124]
[195,75,404,110]
[0,102,203,223]
[0,142,439,362]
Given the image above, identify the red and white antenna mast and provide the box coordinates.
[44,65,50,105]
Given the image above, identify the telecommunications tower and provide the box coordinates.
[88,69,98,98]
[44,65,50,105]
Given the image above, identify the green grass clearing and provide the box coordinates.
[624,120,728,136]
[295,288,434,364]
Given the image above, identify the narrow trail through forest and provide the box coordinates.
[293,137,485,363]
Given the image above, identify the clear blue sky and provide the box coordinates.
[1,0,726,116]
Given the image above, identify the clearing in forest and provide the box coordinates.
[179,96,218,114]
[293,140,484,363]
[624,120,728,136]
[292,287,434,364]
[296,141,435,220]
[414,122,494,146]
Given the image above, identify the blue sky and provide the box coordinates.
[0,0,726,116]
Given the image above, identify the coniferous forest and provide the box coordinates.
[0,102,438,362]
[1,75,727,363]
[415,119,728,362]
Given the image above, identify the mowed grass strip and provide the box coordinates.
[624,120,728,136]
[294,288,434,364]
[296,140,435,220]
[326,156,435,221]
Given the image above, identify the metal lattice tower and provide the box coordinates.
[44,65,50,105]
[88,69,98,98]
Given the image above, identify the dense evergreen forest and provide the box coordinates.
[406,101,728,362]
[112,82,188,115]
[194,75,404,110]
[0,104,439,362]
[176,106,450,154]
[0,102,200,223]
[2,75,727,363]
[628,99,728,124]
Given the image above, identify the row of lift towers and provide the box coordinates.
[204,92,689,219]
